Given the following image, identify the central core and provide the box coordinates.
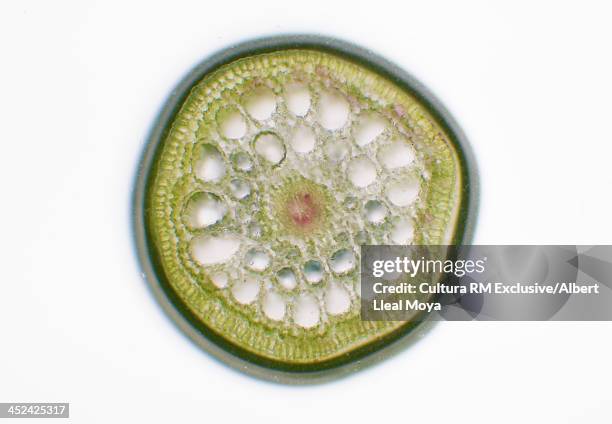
[272,176,331,236]
[286,192,319,229]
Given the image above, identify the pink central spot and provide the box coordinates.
[287,192,319,228]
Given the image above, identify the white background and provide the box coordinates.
[1,1,611,423]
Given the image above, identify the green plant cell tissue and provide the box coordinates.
[136,39,476,376]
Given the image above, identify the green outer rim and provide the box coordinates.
[132,34,479,383]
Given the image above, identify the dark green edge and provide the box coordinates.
[132,34,480,384]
